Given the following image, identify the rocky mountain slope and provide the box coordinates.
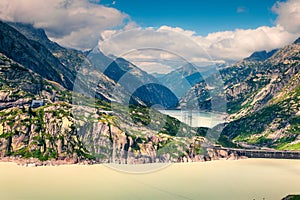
[0,21,75,89]
[7,22,88,80]
[0,52,88,161]
[158,63,225,111]
[219,38,300,150]
[2,21,135,104]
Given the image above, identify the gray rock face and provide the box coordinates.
[281,195,300,200]
[0,21,75,89]
[0,22,130,105]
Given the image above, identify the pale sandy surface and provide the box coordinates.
[0,159,300,200]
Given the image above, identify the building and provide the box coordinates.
[31,100,45,108]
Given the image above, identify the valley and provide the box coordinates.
[0,20,300,166]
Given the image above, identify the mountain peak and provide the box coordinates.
[7,22,63,52]
[245,49,278,62]
[7,22,48,40]
[293,37,300,44]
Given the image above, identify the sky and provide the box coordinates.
[100,0,279,35]
[0,0,300,73]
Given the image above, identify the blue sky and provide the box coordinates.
[100,0,279,35]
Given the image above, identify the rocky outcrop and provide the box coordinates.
[282,194,300,200]
[0,103,84,160]
[0,102,243,165]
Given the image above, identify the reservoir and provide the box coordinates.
[159,110,225,128]
[1,159,300,200]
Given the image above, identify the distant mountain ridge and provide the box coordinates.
[294,37,300,44]
[245,49,278,62]
[158,63,204,98]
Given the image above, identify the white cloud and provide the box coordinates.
[0,0,128,49]
[99,28,216,72]
[98,0,300,73]
[131,61,174,74]
[158,26,196,37]
[237,6,247,13]
[273,0,300,34]
[99,24,297,71]
[200,25,296,60]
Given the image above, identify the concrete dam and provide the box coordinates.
[215,147,300,159]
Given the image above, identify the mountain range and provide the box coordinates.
[0,20,299,164]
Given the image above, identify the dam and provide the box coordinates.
[215,146,300,159]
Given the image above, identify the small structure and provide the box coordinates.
[97,110,114,115]
[31,100,45,108]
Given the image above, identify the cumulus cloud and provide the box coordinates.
[99,27,217,74]
[98,0,300,73]
[273,0,300,34]
[0,0,128,49]
[201,25,296,60]
[99,24,297,72]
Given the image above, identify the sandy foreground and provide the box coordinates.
[0,159,300,200]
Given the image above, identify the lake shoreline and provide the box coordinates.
[0,153,247,167]
[3,146,300,167]
[158,109,226,128]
